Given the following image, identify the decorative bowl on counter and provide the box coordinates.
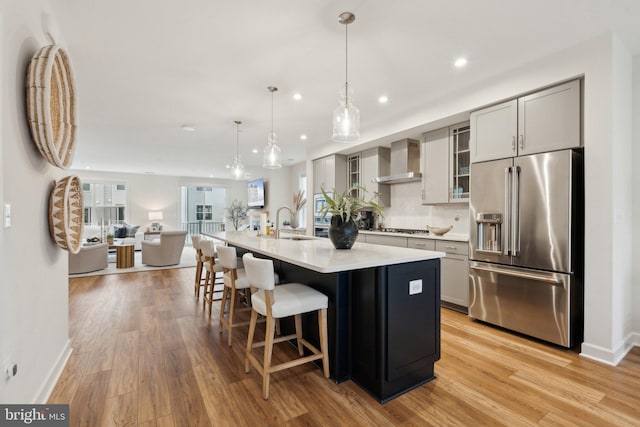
[427,225,453,236]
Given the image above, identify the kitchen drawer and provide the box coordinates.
[435,240,469,256]
[365,234,407,248]
[407,238,435,250]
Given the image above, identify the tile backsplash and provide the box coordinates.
[378,181,470,235]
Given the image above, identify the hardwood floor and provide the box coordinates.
[50,268,640,426]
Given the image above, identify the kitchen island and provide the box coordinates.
[206,231,445,402]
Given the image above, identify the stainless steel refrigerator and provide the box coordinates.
[469,148,583,347]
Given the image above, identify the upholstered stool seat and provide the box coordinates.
[251,283,327,319]
[242,253,329,399]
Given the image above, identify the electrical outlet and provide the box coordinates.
[409,279,422,295]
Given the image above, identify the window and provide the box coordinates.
[81,181,127,225]
[180,185,226,238]
[196,205,213,221]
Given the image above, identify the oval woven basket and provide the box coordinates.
[49,175,84,254]
[26,45,78,169]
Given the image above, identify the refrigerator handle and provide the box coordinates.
[511,165,520,257]
[503,167,511,256]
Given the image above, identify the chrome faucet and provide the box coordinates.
[275,206,293,239]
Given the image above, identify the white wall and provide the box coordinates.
[632,54,640,341]
[0,2,72,403]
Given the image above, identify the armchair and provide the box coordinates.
[141,230,188,266]
[69,243,108,274]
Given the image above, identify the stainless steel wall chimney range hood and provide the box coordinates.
[373,138,422,184]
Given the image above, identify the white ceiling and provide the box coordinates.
[49,0,640,179]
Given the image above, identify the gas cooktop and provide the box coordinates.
[375,228,430,235]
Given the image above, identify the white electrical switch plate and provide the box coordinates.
[409,279,423,295]
[4,203,10,228]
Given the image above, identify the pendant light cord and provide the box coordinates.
[271,90,274,145]
[235,121,240,160]
[345,21,349,105]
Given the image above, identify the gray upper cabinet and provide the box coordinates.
[517,80,581,156]
[313,154,346,194]
[422,122,470,204]
[470,79,581,163]
[421,128,449,204]
[470,100,518,163]
[361,147,390,206]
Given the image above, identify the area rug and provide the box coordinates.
[69,247,197,278]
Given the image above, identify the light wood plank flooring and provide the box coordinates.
[50,268,640,426]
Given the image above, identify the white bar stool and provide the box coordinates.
[217,245,256,346]
[242,253,330,400]
[200,239,224,316]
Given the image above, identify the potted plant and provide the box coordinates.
[226,199,248,231]
[290,190,306,229]
[319,186,383,249]
[106,233,114,245]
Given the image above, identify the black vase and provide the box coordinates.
[329,215,359,249]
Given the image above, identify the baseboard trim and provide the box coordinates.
[34,340,72,403]
[580,333,638,366]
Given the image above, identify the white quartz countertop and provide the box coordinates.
[206,231,445,274]
[359,230,469,242]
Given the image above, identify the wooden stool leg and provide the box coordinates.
[194,261,202,296]
[227,286,237,346]
[294,314,304,356]
[318,308,330,378]
[219,286,229,328]
[245,309,258,373]
[262,315,276,399]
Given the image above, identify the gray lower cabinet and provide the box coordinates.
[365,234,408,248]
[362,235,469,311]
[435,240,469,312]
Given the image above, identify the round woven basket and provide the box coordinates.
[26,45,78,169]
[49,175,84,254]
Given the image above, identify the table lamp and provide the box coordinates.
[148,211,163,230]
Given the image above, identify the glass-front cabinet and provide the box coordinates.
[450,123,470,202]
[347,154,361,198]
[422,121,470,205]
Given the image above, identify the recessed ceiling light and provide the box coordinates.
[209,174,213,178]
[293,93,302,100]
[252,148,258,154]
[454,57,468,68]
[181,125,195,132]
[378,95,389,104]
[300,134,308,140]
[225,164,230,169]
[85,166,91,169]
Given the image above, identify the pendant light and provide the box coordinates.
[332,12,360,142]
[263,86,282,169]
[230,120,244,180]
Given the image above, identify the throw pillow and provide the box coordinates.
[114,225,127,238]
[125,224,140,237]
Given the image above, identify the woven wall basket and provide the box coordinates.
[49,175,84,254]
[26,45,78,169]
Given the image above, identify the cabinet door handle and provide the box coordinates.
[519,134,524,150]
[414,242,426,246]
[511,136,516,151]
[445,246,457,250]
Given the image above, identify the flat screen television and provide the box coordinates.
[247,178,265,208]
